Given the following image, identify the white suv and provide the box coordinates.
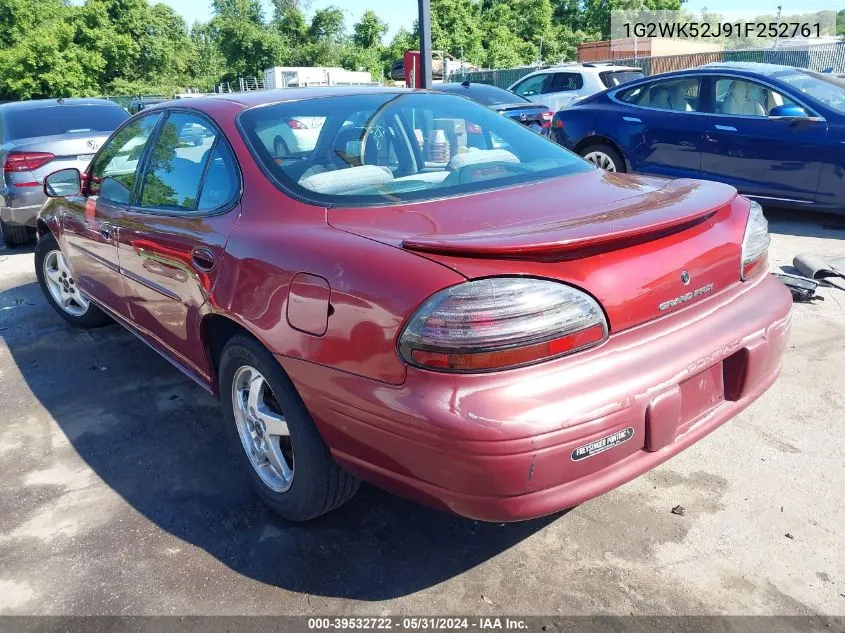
[508,64,644,112]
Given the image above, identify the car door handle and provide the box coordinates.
[715,125,737,132]
[623,116,642,123]
[100,223,115,240]
[191,247,216,272]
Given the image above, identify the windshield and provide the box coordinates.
[776,70,845,114]
[239,92,590,205]
[4,105,129,141]
[600,70,644,88]
[436,84,529,106]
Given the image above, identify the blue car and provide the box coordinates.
[551,62,845,214]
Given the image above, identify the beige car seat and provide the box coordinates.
[722,81,765,116]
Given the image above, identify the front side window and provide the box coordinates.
[89,113,162,204]
[715,78,797,117]
[770,70,842,114]
[547,73,584,93]
[239,92,591,205]
[619,78,701,112]
[140,113,220,212]
[512,74,549,98]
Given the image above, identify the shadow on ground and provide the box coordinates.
[765,207,845,239]
[0,280,557,601]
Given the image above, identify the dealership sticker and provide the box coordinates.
[571,427,634,462]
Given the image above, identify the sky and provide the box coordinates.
[158,0,843,42]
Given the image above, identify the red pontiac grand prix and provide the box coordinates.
[35,88,792,522]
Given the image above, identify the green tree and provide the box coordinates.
[309,6,345,42]
[210,0,285,79]
[353,9,387,49]
[431,0,484,64]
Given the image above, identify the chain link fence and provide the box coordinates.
[451,42,845,89]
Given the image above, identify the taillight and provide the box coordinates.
[287,118,307,129]
[552,117,564,129]
[467,123,483,134]
[398,278,608,372]
[540,111,554,129]
[741,200,770,280]
[4,151,55,173]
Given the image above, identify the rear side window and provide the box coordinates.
[600,70,644,88]
[140,113,227,212]
[198,145,239,211]
[547,73,584,93]
[4,105,129,141]
[618,78,701,112]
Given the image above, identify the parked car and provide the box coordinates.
[0,98,129,247]
[35,88,791,522]
[390,51,477,82]
[551,62,845,213]
[430,81,554,134]
[508,63,644,112]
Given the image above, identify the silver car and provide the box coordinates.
[0,98,129,247]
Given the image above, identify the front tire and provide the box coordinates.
[35,233,111,328]
[219,335,360,522]
[580,142,626,173]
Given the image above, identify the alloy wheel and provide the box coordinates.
[583,151,618,172]
[43,250,90,317]
[232,365,294,492]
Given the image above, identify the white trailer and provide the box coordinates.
[263,67,374,90]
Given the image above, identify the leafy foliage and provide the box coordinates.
[5,0,813,102]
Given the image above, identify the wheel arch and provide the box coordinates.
[201,312,266,394]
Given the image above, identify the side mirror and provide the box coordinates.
[44,168,82,198]
[769,104,808,119]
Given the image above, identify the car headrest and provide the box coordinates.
[447,149,519,171]
[298,165,393,195]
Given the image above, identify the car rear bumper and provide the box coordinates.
[0,202,41,228]
[279,273,792,522]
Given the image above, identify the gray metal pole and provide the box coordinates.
[418,0,433,88]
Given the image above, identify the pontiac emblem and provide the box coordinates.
[680,270,690,285]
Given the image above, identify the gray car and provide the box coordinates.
[0,98,129,247]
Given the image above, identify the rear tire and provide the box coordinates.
[1,220,31,248]
[35,233,111,328]
[579,142,626,173]
[219,335,360,522]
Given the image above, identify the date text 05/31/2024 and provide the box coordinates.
[307,617,529,630]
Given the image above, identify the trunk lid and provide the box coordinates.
[328,170,749,333]
[495,104,550,127]
[8,132,111,183]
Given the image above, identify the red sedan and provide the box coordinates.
[35,88,791,522]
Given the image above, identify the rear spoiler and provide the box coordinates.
[402,179,738,261]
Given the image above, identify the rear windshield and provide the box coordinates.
[435,84,529,106]
[4,105,129,141]
[239,92,590,206]
[600,70,644,88]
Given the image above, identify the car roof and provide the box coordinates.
[159,86,413,112]
[698,61,803,76]
[0,97,123,112]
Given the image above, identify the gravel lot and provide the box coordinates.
[0,210,843,617]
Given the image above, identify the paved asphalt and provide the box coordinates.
[0,210,843,617]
